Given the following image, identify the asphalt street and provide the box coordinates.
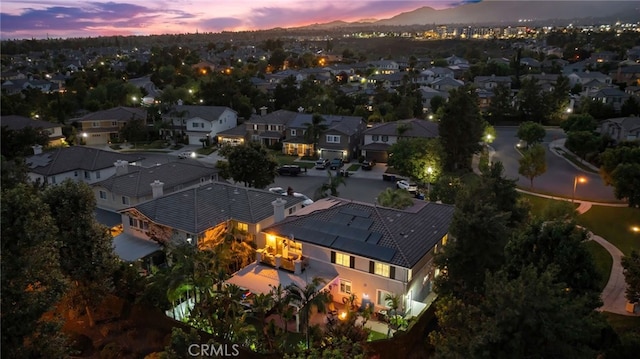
[492,127,618,202]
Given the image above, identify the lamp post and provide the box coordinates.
[427,166,433,199]
[572,176,587,203]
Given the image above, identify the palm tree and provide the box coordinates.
[384,292,402,338]
[314,170,346,199]
[285,277,331,349]
[377,188,415,209]
[304,113,329,156]
[269,284,292,333]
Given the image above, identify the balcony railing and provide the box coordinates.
[257,249,309,274]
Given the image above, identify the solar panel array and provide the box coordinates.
[282,206,396,262]
[27,154,52,168]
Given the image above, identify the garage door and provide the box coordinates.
[188,134,205,145]
[321,149,344,160]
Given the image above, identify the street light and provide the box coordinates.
[572,176,587,203]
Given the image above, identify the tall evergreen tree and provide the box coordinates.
[438,85,484,171]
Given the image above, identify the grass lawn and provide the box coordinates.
[576,206,640,256]
[196,147,217,155]
[367,330,387,341]
[347,164,360,171]
[584,241,613,291]
[603,312,640,336]
[518,193,579,217]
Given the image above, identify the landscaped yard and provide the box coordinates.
[584,241,613,291]
[576,206,640,256]
[367,330,387,341]
[519,193,579,217]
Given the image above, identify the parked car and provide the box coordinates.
[268,187,287,195]
[329,158,344,170]
[277,165,302,176]
[315,158,330,169]
[361,160,376,170]
[396,179,418,192]
[178,151,195,159]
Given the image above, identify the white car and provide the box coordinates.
[178,151,195,159]
[268,187,314,207]
[396,179,418,192]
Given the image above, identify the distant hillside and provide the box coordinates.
[298,1,639,30]
[375,1,639,26]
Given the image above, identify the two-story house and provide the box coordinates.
[591,88,630,112]
[74,106,147,146]
[113,183,305,266]
[25,146,144,185]
[229,197,455,318]
[238,109,298,147]
[284,113,366,161]
[599,116,640,143]
[1,115,65,147]
[92,161,219,211]
[567,71,612,88]
[367,60,400,75]
[360,118,440,163]
[473,74,512,90]
[163,105,238,145]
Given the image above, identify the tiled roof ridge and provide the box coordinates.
[373,204,410,267]
[46,147,63,176]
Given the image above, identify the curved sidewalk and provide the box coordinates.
[518,189,637,316]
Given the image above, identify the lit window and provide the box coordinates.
[236,222,248,232]
[374,262,390,277]
[339,279,352,294]
[335,252,351,267]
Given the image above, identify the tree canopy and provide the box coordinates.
[387,137,444,183]
[219,142,278,188]
[518,143,547,188]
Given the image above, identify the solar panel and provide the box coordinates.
[366,232,382,245]
[350,217,374,230]
[332,237,396,262]
[329,212,353,225]
[339,207,371,218]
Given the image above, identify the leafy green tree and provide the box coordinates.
[516,121,546,146]
[621,96,640,117]
[1,125,50,160]
[518,144,547,188]
[560,113,597,133]
[42,180,118,327]
[1,185,69,358]
[219,142,278,188]
[565,130,601,160]
[505,220,601,302]
[285,277,331,349]
[430,95,446,115]
[548,74,571,123]
[438,85,484,171]
[387,137,444,183]
[304,114,329,153]
[621,250,640,304]
[119,117,149,144]
[599,143,640,185]
[517,77,548,123]
[610,163,640,207]
[486,82,513,124]
[376,188,414,209]
[429,175,462,204]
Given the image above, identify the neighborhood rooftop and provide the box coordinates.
[26,146,145,176]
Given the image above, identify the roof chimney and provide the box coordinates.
[272,197,287,223]
[150,180,164,199]
[32,144,43,155]
[114,160,129,176]
[260,106,268,116]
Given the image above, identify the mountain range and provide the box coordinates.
[299,1,640,29]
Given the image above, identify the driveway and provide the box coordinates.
[492,127,618,202]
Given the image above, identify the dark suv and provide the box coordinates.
[329,158,344,170]
[277,165,302,176]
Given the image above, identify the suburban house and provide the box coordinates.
[611,65,640,87]
[599,116,640,143]
[473,75,512,90]
[240,109,298,147]
[419,86,449,113]
[113,182,306,267]
[74,106,147,146]
[367,60,400,74]
[567,71,612,87]
[360,118,440,163]
[162,105,238,145]
[1,115,66,147]
[228,197,455,318]
[25,146,144,185]
[283,113,366,160]
[590,88,630,112]
[92,161,220,211]
[430,77,464,92]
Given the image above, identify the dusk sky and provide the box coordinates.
[0,0,482,40]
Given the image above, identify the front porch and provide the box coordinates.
[282,141,314,157]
